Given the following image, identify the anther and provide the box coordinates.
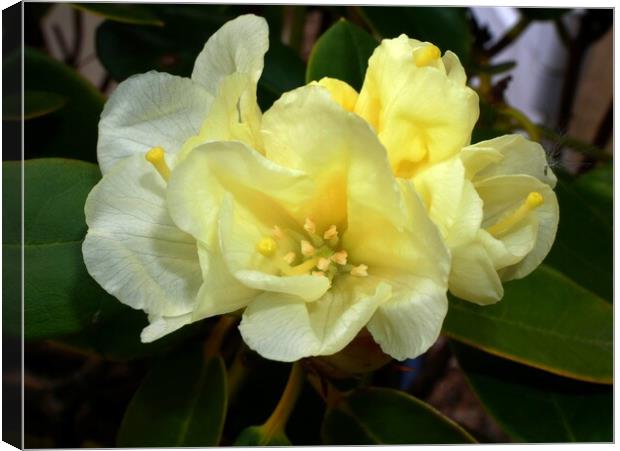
[331,250,348,265]
[145,147,171,181]
[301,240,316,257]
[323,225,338,241]
[350,264,368,277]
[257,237,278,257]
[312,271,325,278]
[413,44,441,67]
[317,257,331,271]
[486,191,544,237]
[272,225,284,240]
[282,252,296,264]
[304,218,316,235]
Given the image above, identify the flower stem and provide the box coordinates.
[499,105,541,142]
[203,315,237,358]
[486,15,531,57]
[262,362,305,440]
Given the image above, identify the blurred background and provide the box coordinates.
[3,3,613,447]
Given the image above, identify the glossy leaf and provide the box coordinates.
[453,342,612,442]
[3,90,67,121]
[546,170,612,301]
[306,19,378,91]
[258,41,305,111]
[71,3,164,26]
[322,387,475,444]
[117,345,227,447]
[3,159,123,339]
[360,6,472,64]
[443,265,612,384]
[21,48,105,161]
[234,426,291,446]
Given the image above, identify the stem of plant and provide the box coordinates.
[486,16,531,57]
[262,362,305,442]
[500,105,541,142]
[203,315,237,358]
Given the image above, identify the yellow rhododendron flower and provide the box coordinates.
[83,15,451,362]
[318,35,559,305]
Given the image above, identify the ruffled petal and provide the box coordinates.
[367,271,448,361]
[97,72,213,173]
[191,14,268,96]
[83,154,201,318]
[239,277,392,361]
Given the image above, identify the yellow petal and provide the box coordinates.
[316,77,359,112]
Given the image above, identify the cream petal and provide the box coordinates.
[448,242,503,305]
[191,14,268,96]
[141,313,193,343]
[83,154,201,318]
[239,277,392,361]
[367,272,448,361]
[476,175,559,281]
[97,71,213,174]
[466,134,558,187]
[445,180,484,248]
[167,140,313,243]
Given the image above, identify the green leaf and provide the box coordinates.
[117,345,227,447]
[545,170,612,301]
[234,426,291,446]
[360,6,472,64]
[2,162,22,336]
[3,159,125,339]
[306,19,378,91]
[70,3,164,26]
[20,48,105,161]
[443,265,612,384]
[258,41,306,111]
[470,61,516,75]
[321,387,475,444]
[3,90,67,121]
[452,342,612,442]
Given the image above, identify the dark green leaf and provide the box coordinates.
[545,170,612,301]
[306,19,378,91]
[3,90,67,121]
[453,342,612,442]
[234,426,291,446]
[360,6,472,64]
[322,387,475,444]
[258,41,305,111]
[444,265,612,384]
[471,61,516,75]
[519,8,570,21]
[2,162,22,336]
[71,3,164,26]
[21,48,105,161]
[117,345,227,447]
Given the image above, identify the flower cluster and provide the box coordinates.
[83,15,558,362]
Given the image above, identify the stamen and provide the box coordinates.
[323,225,338,240]
[351,264,368,277]
[257,237,278,257]
[304,218,316,235]
[301,240,316,257]
[145,147,171,181]
[413,44,441,67]
[282,252,296,264]
[317,257,331,271]
[331,250,348,265]
[284,257,318,276]
[486,192,544,236]
[312,271,325,277]
[272,225,284,240]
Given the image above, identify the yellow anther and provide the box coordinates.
[486,191,545,237]
[301,240,316,257]
[323,225,338,240]
[282,252,296,264]
[331,250,348,265]
[272,225,284,240]
[351,264,368,277]
[312,271,325,278]
[257,237,278,257]
[145,147,171,181]
[317,257,331,271]
[413,44,441,67]
[304,218,316,235]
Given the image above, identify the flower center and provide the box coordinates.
[256,218,368,279]
[486,191,544,236]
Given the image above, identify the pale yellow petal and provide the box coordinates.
[448,242,503,305]
[316,77,359,112]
